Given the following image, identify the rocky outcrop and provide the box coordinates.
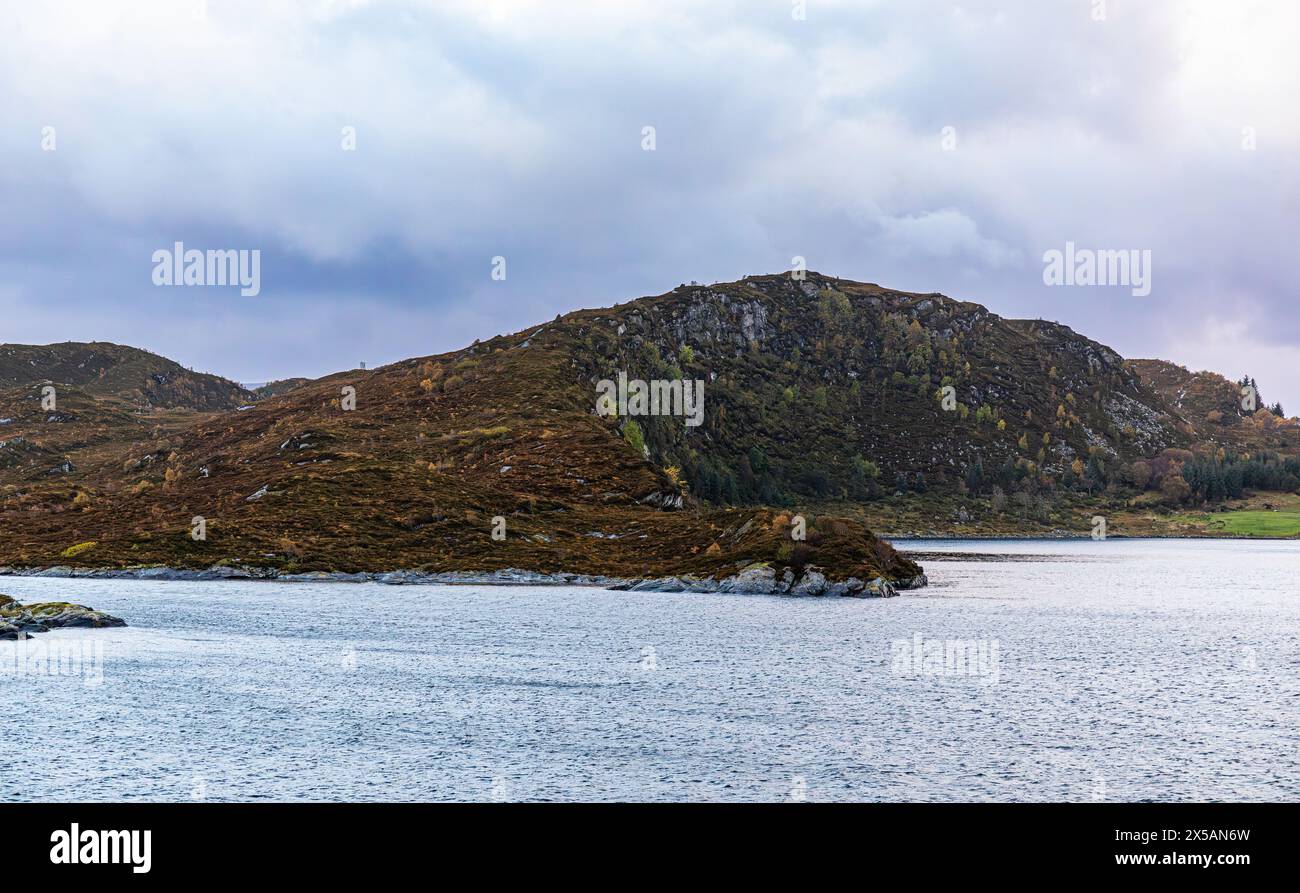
[0,593,126,640]
[619,562,924,597]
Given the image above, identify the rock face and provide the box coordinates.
[0,593,126,640]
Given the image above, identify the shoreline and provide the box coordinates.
[0,564,928,597]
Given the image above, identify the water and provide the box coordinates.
[2,538,1297,802]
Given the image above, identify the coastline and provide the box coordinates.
[0,563,928,597]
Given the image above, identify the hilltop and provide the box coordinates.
[0,342,252,410]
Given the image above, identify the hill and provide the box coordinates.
[2,272,1299,578]
[0,314,922,588]
[1127,359,1299,452]
[0,342,253,411]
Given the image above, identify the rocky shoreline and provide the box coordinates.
[0,563,927,597]
[0,594,127,640]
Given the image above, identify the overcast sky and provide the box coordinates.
[3,1,1297,408]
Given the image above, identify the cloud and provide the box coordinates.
[879,209,1020,269]
[0,0,1297,407]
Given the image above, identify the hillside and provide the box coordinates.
[0,342,253,411]
[559,273,1186,504]
[250,378,312,399]
[2,273,1298,579]
[0,312,923,587]
[1127,359,1299,452]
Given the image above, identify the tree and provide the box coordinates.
[1127,460,1151,490]
[1084,454,1107,493]
[1160,473,1192,505]
[623,420,646,457]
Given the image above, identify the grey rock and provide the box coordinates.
[717,564,778,594]
[790,567,828,596]
[377,570,433,585]
[630,577,686,592]
[893,573,929,591]
[827,577,867,597]
[862,576,899,598]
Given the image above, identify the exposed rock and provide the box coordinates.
[717,563,778,594]
[893,573,929,591]
[790,567,828,596]
[376,569,434,585]
[0,593,126,640]
[826,577,866,597]
[0,562,927,601]
[630,576,685,592]
[777,567,795,594]
[863,576,899,598]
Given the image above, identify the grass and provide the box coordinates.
[1203,510,1300,538]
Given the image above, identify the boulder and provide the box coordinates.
[826,577,867,597]
[862,577,899,598]
[790,567,828,596]
[717,564,778,594]
[630,577,686,592]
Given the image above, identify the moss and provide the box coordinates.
[61,541,98,558]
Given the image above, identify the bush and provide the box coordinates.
[623,419,646,457]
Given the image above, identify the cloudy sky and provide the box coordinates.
[3,1,1298,407]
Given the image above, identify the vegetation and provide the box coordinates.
[1205,510,1300,538]
[2,272,1298,582]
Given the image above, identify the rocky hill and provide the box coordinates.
[0,303,924,589]
[560,273,1187,504]
[2,272,1297,578]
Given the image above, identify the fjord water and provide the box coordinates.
[2,538,1297,802]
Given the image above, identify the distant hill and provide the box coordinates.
[0,342,253,410]
[1128,359,1298,452]
[249,378,312,400]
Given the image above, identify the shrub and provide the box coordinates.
[623,420,646,456]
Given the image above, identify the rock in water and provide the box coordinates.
[0,594,126,640]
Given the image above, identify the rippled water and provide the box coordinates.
[2,538,1297,802]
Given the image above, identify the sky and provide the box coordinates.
[2,0,1298,409]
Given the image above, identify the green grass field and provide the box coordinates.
[1205,510,1300,537]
